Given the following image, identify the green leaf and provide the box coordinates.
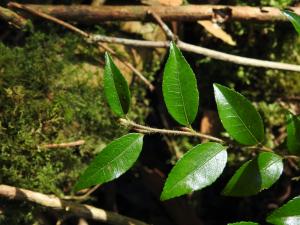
[161,142,227,200]
[213,83,264,145]
[228,222,259,225]
[104,52,131,116]
[266,196,300,225]
[223,152,283,197]
[74,133,143,192]
[286,113,300,155]
[162,42,199,126]
[283,10,300,35]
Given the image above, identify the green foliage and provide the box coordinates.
[162,42,199,126]
[222,152,283,196]
[213,83,264,145]
[266,196,300,225]
[104,52,131,116]
[286,113,300,156]
[74,133,143,192]
[160,142,227,200]
[2,2,300,223]
[283,10,300,35]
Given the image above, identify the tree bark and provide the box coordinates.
[7,3,300,23]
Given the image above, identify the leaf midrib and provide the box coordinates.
[83,136,142,184]
[173,51,189,125]
[221,91,259,144]
[109,61,124,113]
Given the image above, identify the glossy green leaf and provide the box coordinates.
[74,133,143,192]
[104,52,131,116]
[228,222,259,225]
[286,113,300,155]
[162,42,199,126]
[161,142,227,200]
[283,10,300,35]
[266,196,300,225]
[213,83,264,145]
[223,152,283,197]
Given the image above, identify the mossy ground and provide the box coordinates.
[0,25,154,224]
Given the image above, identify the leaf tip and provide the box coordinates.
[104,51,110,61]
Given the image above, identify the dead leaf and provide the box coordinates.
[198,20,236,46]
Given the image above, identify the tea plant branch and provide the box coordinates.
[6,4,300,22]
[0,6,28,29]
[0,184,150,225]
[119,118,224,143]
[120,118,283,155]
[8,2,154,91]
[41,140,85,149]
[90,33,300,73]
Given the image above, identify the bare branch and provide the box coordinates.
[90,35,300,72]
[148,10,176,41]
[7,4,300,23]
[41,140,85,149]
[0,184,149,225]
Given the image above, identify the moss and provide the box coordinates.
[0,27,153,224]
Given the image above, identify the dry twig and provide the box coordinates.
[89,35,300,72]
[42,140,85,149]
[0,184,149,225]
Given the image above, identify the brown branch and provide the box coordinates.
[42,140,85,149]
[7,4,300,23]
[8,2,154,91]
[0,184,149,225]
[148,10,176,41]
[90,35,300,72]
[0,6,28,29]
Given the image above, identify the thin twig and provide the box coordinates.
[148,10,176,41]
[119,118,224,143]
[90,34,300,72]
[8,2,154,91]
[0,184,149,225]
[63,184,101,201]
[284,155,300,160]
[42,140,85,149]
